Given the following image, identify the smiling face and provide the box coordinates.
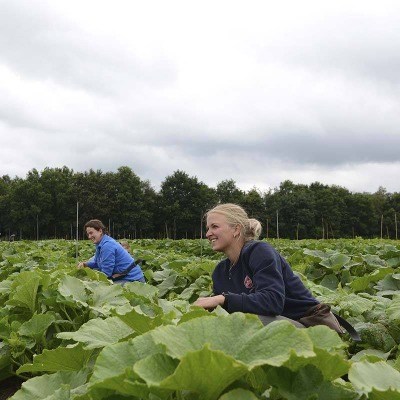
[206,212,240,254]
[86,227,103,244]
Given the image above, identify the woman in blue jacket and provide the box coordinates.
[78,219,145,284]
[194,203,319,327]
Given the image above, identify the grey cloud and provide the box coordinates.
[1,1,399,194]
[254,14,400,85]
[0,2,177,95]
[258,131,400,165]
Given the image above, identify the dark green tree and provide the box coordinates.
[242,188,265,221]
[8,169,52,239]
[265,181,316,239]
[309,182,350,239]
[72,169,112,231]
[160,170,216,239]
[110,166,150,239]
[215,179,245,204]
[370,187,391,238]
[39,167,76,238]
[0,175,11,239]
[344,192,375,238]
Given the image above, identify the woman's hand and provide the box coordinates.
[77,262,86,269]
[193,295,225,310]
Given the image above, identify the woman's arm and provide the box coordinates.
[193,295,225,309]
[78,255,97,269]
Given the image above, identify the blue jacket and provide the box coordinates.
[86,235,144,282]
[212,241,318,320]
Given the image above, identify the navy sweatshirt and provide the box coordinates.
[212,241,319,320]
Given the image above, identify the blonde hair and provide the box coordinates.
[205,203,262,241]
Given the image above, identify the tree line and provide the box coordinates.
[0,166,399,240]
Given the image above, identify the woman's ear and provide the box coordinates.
[233,224,241,238]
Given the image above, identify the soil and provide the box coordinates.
[0,376,23,400]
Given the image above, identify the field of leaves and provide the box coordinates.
[0,238,400,399]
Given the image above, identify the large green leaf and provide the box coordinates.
[374,274,400,296]
[88,315,315,398]
[292,348,350,381]
[89,333,162,384]
[234,320,315,368]
[135,346,248,400]
[349,361,400,396]
[58,276,88,306]
[156,274,178,297]
[115,307,164,335]
[57,317,133,349]
[7,272,41,314]
[219,388,259,400]
[319,274,339,290]
[90,283,125,307]
[284,326,350,380]
[88,283,130,315]
[351,349,390,363]
[124,281,159,300]
[266,364,357,400]
[88,334,165,397]
[338,294,375,316]
[319,253,351,271]
[349,268,393,292]
[386,257,400,268]
[17,344,93,373]
[362,254,386,269]
[306,325,346,351]
[18,313,55,343]
[149,313,262,360]
[9,370,88,400]
[150,314,314,368]
[132,353,179,387]
[303,249,330,260]
[386,296,400,321]
[0,342,11,375]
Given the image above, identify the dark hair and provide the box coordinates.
[84,219,108,234]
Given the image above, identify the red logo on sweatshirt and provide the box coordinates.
[244,275,253,289]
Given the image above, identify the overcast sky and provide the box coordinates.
[1,1,399,194]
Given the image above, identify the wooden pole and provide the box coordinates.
[276,210,279,239]
[395,212,398,240]
[329,222,335,239]
[76,202,79,259]
[200,211,203,261]
[380,215,383,239]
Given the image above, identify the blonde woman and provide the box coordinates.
[194,203,319,327]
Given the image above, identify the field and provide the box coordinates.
[0,238,400,399]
